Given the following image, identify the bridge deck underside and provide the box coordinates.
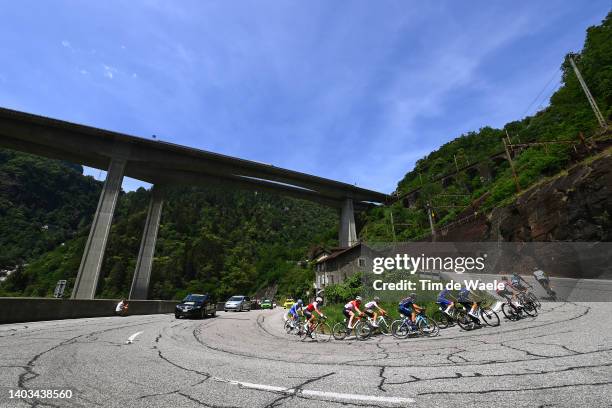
[0,108,388,209]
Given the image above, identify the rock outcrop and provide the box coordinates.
[488,148,611,242]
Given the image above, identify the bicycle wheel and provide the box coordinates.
[355,321,372,340]
[377,316,392,335]
[433,310,451,329]
[456,310,473,330]
[501,303,518,320]
[391,319,410,339]
[522,302,537,317]
[285,320,300,334]
[332,322,348,340]
[314,322,332,342]
[418,317,439,337]
[528,293,541,309]
[299,327,311,341]
[480,308,500,327]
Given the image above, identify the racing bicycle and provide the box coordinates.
[391,309,439,339]
[367,312,392,336]
[501,298,537,320]
[333,314,372,341]
[300,315,332,342]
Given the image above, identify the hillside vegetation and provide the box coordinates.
[0,157,337,300]
[362,12,611,242]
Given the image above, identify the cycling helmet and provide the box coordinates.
[297,299,303,305]
[373,296,380,302]
[355,296,362,302]
[315,296,323,303]
[410,293,417,299]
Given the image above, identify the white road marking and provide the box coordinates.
[216,378,414,405]
[126,331,143,344]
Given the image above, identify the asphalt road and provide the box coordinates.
[0,302,610,407]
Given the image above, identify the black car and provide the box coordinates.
[175,294,217,319]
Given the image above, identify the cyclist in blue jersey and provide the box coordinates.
[288,299,303,326]
[398,293,422,327]
[437,288,454,316]
[511,272,529,292]
[457,286,479,318]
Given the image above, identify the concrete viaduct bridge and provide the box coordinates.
[0,107,389,300]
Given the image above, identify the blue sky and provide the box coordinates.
[1,1,610,193]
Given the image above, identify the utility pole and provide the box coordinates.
[389,209,397,243]
[503,138,521,193]
[569,54,608,130]
[426,201,437,242]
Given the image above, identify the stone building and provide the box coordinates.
[313,243,368,292]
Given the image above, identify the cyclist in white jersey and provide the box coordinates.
[364,296,386,327]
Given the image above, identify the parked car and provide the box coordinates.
[283,298,295,309]
[175,294,216,319]
[224,295,251,312]
[261,299,273,309]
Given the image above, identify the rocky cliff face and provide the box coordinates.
[435,147,611,243]
[489,148,611,242]
[433,148,611,279]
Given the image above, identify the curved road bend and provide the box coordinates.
[0,303,610,407]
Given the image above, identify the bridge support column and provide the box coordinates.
[72,157,126,299]
[339,198,357,248]
[129,186,164,300]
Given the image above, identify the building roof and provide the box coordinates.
[314,243,362,264]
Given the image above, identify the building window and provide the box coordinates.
[358,258,366,268]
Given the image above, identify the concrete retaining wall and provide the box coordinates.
[0,297,179,324]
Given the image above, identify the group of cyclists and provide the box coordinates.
[285,269,555,338]
[287,295,388,335]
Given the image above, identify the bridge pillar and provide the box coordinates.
[129,186,164,300]
[72,157,126,299]
[339,198,357,248]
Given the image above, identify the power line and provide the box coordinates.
[520,68,561,120]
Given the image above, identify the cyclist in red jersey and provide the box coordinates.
[303,297,325,332]
[343,296,364,329]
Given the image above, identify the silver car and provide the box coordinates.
[224,295,251,312]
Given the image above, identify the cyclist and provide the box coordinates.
[364,296,386,327]
[457,286,479,319]
[437,288,454,316]
[497,276,521,310]
[303,297,325,333]
[511,272,529,292]
[343,296,364,330]
[398,293,422,328]
[288,299,304,327]
[533,267,556,298]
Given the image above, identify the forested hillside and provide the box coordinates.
[0,153,337,300]
[362,12,611,242]
[0,150,101,269]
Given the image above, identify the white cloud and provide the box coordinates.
[61,40,71,48]
[103,64,117,79]
[79,69,89,75]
